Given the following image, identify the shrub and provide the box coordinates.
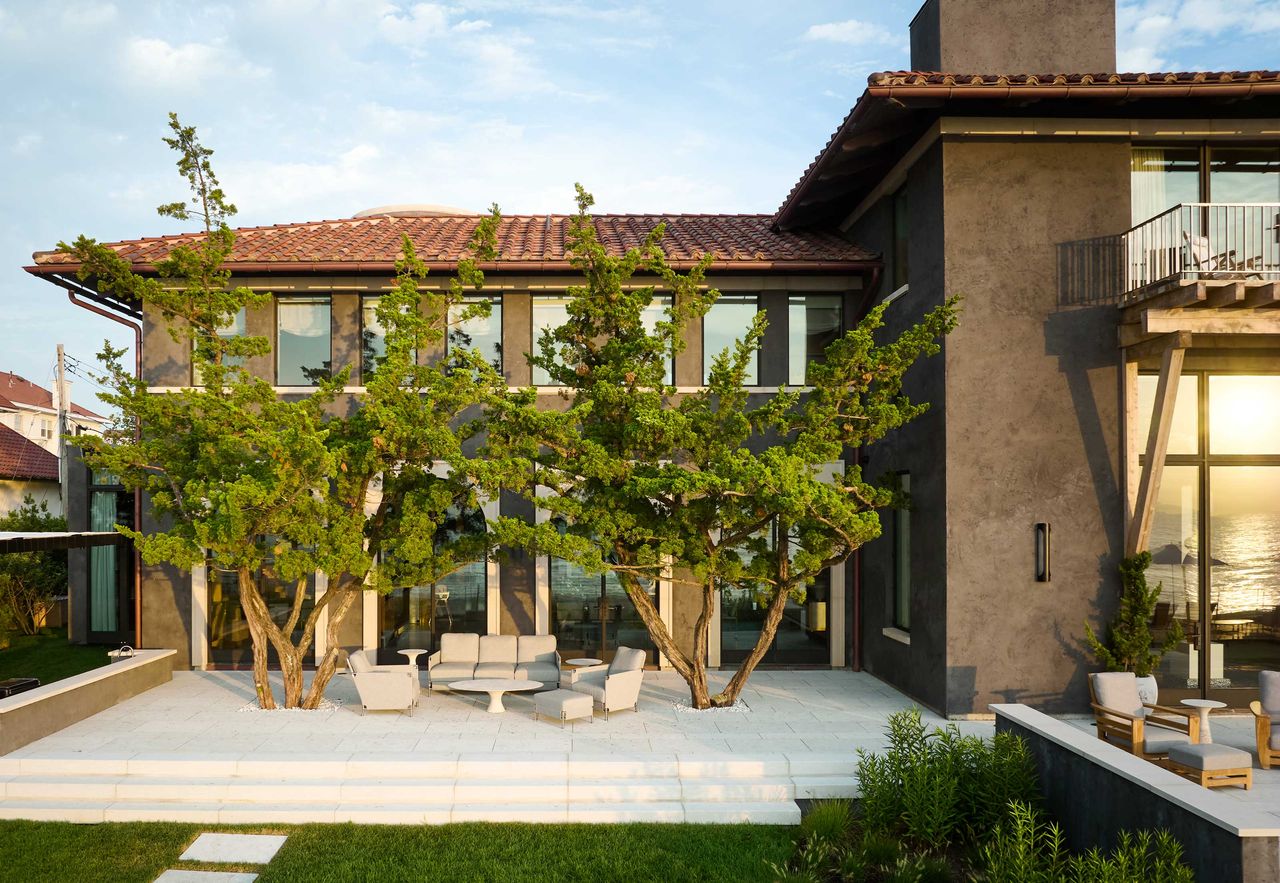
[856,708,1038,851]
[798,799,855,852]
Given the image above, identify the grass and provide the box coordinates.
[0,821,795,883]
[0,628,108,685]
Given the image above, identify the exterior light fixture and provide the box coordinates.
[1034,523,1051,582]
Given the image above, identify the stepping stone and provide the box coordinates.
[180,833,287,864]
[155,872,258,882]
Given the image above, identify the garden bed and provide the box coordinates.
[0,629,108,685]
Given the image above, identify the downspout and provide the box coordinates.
[54,279,144,650]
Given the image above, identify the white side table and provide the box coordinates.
[1181,698,1227,743]
[565,657,604,667]
[398,649,428,706]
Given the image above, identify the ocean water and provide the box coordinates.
[1149,512,1280,616]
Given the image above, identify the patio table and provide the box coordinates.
[450,678,543,713]
[1181,698,1227,743]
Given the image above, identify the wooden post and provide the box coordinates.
[1125,340,1189,556]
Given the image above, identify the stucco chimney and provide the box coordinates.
[909,0,1116,73]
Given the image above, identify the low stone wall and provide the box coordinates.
[0,649,175,755]
[993,704,1280,883]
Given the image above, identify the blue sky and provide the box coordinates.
[0,0,1276,405]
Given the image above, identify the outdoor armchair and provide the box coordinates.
[564,646,646,719]
[346,649,419,714]
[1088,672,1199,761]
[1249,670,1280,769]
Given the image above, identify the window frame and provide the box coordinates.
[701,293,762,386]
[446,294,504,374]
[787,293,845,387]
[275,295,333,387]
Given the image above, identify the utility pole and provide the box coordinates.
[56,343,68,517]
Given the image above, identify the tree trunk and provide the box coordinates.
[302,583,360,709]
[615,567,712,708]
[238,568,277,710]
[714,581,793,706]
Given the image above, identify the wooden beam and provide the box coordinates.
[1126,340,1188,556]
[1143,308,1280,335]
[1240,281,1280,308]
[1122,282,1205,318]
[1203,282,1246,308]
[1122,330,1193,362]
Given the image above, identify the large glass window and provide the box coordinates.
[276,297,331,386]
[361,296,388,381]
[531,296,570,386]
[193,307,246,383]
[1139,371,1280,704]
[447,297,503,372]
[88,473,133,640]
[1209,147,1280,204]
[788,294,843,386]
[550,559,656,665]
[1137,373,1199,455]
[640,295,674,385]
[893,473,911,631]
[208,545,316,666]
[1131,147,1201,224]
[703,294,760,385]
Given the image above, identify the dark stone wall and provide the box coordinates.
[65,447,89,645]
[941,138,1128,714]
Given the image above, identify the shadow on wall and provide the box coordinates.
[947,665,977,715]
[1056,235,1123,307]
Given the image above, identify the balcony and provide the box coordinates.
[1123,203,1280,301]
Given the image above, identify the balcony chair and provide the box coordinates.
[1183,232,1262,278]
[345,649,420,714]
[1088,672,1199,761]
[563,646,646,719]
[1249,670,1280,770]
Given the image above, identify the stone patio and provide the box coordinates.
[0,669,993,825]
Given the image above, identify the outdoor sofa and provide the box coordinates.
[426,633,561,689]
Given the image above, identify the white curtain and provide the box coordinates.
[89,492,117,633]
[1131,148,1170,225]
[278,301,329,336]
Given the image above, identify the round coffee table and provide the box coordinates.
[1181,698,1227,743]
[451,678,543,713]
[565,658,604,667]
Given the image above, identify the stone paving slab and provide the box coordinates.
[180,833,287,864]
[155,873,258,883]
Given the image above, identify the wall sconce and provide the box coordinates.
[1035,522,1051,582]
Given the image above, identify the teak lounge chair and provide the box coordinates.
[1250,670,1280,770]
[1089,672,1200,761]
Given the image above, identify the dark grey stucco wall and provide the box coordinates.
[850,143,950,713]
[139,496,191,667]
[941,138,1128,715]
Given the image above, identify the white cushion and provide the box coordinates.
[535,689,592,718]
[430,661,476,681]
[518,635,557,664]
[474,662,516,678]
[439,633,479,663]
[609,646,647,675]
[517,662,559,685]
[479,635,518,664]
[1261,670,1280,715]
[1168,742,1250,770]
[572,680,607,703]
[1092,672,1143,717]
[348,650,372,673]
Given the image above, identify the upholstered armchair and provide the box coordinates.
[564,646,646,719]
[1250,670,1280,769]
[345,649,419,713]
[1088,672,1199,761]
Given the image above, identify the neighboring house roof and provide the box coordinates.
[28,214,876,276]
[776,69,1280,230]
[0,424,59,481]
[0,371,103,420]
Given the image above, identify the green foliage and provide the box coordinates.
[483,185,958,707]
[0,496,68,636]
[1084,551,1184,677]
[856,709,1038,851]
[981,803,1194,883]
[798,800,856,853]
[58,114,509,707]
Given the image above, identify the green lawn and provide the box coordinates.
[0,821,795,883]
[0,629,108,685]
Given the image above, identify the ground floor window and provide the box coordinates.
[721,566,831,666]
[550,559,657,665]
[208,548,316,667]
[88,474,133,642]
[379,560,488,659]
[1140,371,1280,703]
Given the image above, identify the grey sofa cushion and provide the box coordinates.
[517,661,559,685]
[1142,730,1190,755]
[1168,742,1251,770]
[474,662,516,678]
[479,635,518,664]
[1092,672,1143,718]
[609,646,647,675]
[518,635,557,664]
[1261,671,1280,714]
[430,661,476,682]
[439,633,480,664]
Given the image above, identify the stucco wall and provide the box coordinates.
[0,480,60,517]
[941,137,1128,714]
[910,0,1115,73]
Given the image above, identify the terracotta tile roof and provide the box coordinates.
[870,70,1280,88]
[0,372,103,420]
[31,214,875,273]
[0,424,59,482]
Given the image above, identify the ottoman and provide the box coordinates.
[534,689,594,727]
[1165,742,1253,789]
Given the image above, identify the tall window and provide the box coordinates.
[892,186,909,290]
[208,543,316,666]
[276,297,331,386]
[193,307,246,384]
[1130,147,1201,225]
[447,296,503,372]
[1137,372,1280,703]
[702,294,760,385]
[640,295,674,385]
[788,294,844,386]
[893,472,911,631]
[531,295,570,386]
[361,296,388,380]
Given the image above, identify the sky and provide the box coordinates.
[0,0,1276,409]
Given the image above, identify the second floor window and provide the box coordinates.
[703,294,760,386]
[788,294,843,386]
[448,296,503,373]
[193,307,246,384]
[277,296,331,386]
[531,295,570,386]
[639,295,674,385]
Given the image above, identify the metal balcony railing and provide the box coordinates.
[1122,203,1280,299]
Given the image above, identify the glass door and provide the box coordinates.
[550,559,656,665]
[87,477,133,644]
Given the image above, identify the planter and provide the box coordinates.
[1135,674,1159,705]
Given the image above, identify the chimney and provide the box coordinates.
[909,0,1116,73]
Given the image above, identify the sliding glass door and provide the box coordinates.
[550,559,656,665]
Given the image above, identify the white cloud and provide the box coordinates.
[803,19,893,46]
[1118,0,1280,70]
[378,3,450,44]
[453,19,491,33]
[121,37,271,89]
[466,34,554,95]
[11,133,42,156]
[59,2,117,28]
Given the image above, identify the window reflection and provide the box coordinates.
[277,297,331,386]
[703,294,759,385]
[639,295,674,385]
[788,294,843,386]
[1131,146,1201,224]
[1149,465,1201,691]
[1209,376,1280,455]
[1136,374,1198,455]
[447,297,503,372]
[531,296,570,386]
